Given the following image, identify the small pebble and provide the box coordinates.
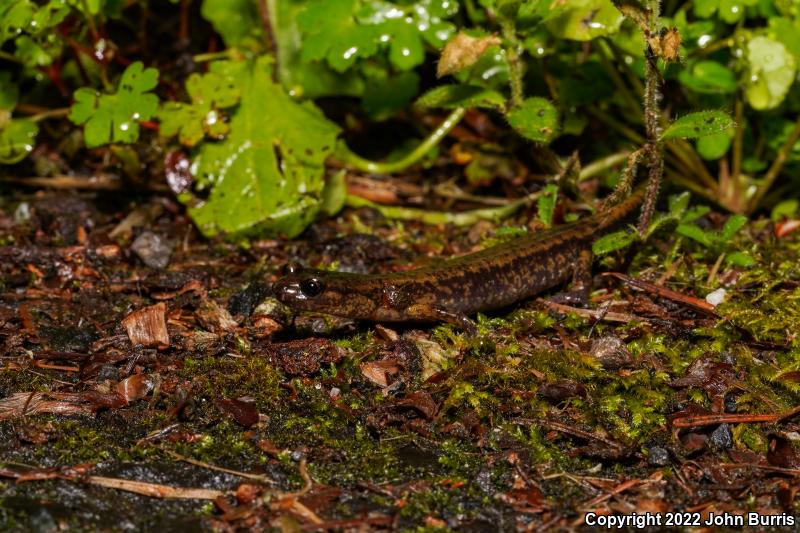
[647,445,670,466]
[705,288,727,307]
[710,423,733,449]
[131,231,174,269]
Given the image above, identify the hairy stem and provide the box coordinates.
[500,19,524,107]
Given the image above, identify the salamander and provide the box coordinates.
[273,188,645,332]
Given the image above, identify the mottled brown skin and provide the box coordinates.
[273,189,645,332]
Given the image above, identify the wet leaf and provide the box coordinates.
[745,36,796,111]
[186,57,340,239]
[415,84,505,110]
[506,97,558,142]
[660,110,735,141]
[546,0,624,41]
[200,0,262,47]
[298,0,457,73]
[0,118,38,164]
[159,71,241,147]
[216,396,260,428]
[68,61,159,148]
[115,374,154,403]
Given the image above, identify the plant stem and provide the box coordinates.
[193,50,237,63]
[336,107,466,175]
[500,19,524,107]
[731,95,743,184]
[0,50,23,64]
[257,0,279,82]
[579,151,632,181]
[346,188,543,226]
[749,114,800,211]
[29,108,70,122]
[637,0,664,233]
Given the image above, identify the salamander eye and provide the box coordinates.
[300,278,324,297]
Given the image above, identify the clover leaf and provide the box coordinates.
[69,61,159,148]
[159,71,241,147]
[297,0,457,72]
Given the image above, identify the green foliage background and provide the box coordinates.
[1,0,800,237]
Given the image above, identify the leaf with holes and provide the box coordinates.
[68,61,159,148]
[186,57,341,239]
[660,110,734,141]
[415,84,505,110]
[506,97,558,142]
[159,71,241,147]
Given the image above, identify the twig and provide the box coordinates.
[165,450,276,485]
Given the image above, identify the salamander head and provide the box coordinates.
[272,264,378,318]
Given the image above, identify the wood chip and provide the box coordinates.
[122,302,169,348]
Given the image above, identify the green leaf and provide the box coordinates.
[745,36,796,110]
[696,130,733,160]
[693,0,719,18]
[200,0,262,48]
[676,223,715,248]
[771,199,798,221]
[186,57,341,239]
[720,214,748,241]
[68,61,159,148]
[726,251,754,267]
[158,71,241,147]
[415,84,506,110]
[0,118,38,164]
[362,71,419,119]
[388,20,425,70]
[660,110,735,141]
[0,72,19,111]
[593,229,638,255]
[536,184,558,227]
[668,191,692,216]
[678,60,737,94]
[769,17,800,62]
[506,97,558,142]
[298,0,378,72]
[718,0,745,23]
[546,0,624,41]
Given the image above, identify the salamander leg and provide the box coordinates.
[549,248,592,306]
[406,304,478,335]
